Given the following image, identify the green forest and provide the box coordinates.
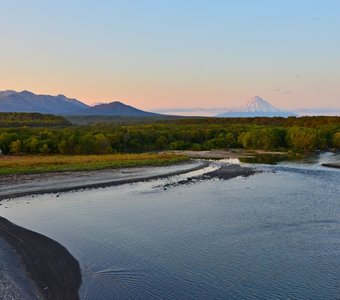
[0,113,340,155]
[0,112,71,127]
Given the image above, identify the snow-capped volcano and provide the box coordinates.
[244,96,278,112]
[217,96,295,117]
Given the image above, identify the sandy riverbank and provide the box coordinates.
[0,160,207,201]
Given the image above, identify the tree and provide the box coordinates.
[10,140,22,155]
[94,133,112,154]
[251,128,281,150]
[225,132,236,148]
[286,127,318,153]
[332,132,340,150]
[58,140,68,154]
[27,137,39,153]
[169,141,190,150]
[0,133,19,154]
[238,132,252,149]
[40,143,50,154]
[67,134,80,154]
[155,136,168,149]
[79,133,96,154]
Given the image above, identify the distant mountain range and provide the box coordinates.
[1,90,338,118]
[0,90,159,116]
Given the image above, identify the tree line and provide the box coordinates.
[0,116,339,155]
[0,112,70,127]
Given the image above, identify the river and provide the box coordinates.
[1,153,339,299]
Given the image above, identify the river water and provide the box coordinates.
[1,153,339,299]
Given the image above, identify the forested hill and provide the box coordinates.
[0,112,71,127]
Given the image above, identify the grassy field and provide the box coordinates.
[0,153,189,175]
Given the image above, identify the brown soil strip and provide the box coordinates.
[0,216,81,300]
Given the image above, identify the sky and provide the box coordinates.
[1,0,340,113]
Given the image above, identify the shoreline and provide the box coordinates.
[169,149,288,159]
[0,161,207,299]
[0,160,257,299]
[0,160,208,201]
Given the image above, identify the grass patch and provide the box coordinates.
[0,153,189,175]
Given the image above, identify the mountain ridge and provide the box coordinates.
[0,90,159,116]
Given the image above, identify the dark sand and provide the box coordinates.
[0,217,81,300]
[163,164,257,188]
[321,163,340,169]
[0,237,41,299]
[199,164,257,180]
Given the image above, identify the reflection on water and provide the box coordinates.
[0,154,339,299]
[239,153,290,164]
[314,151,340,165]
[240,151,340,166]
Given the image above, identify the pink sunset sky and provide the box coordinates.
[1,1,339,114]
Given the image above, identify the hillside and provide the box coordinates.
[82,101,159,116]
[0,91,88,114]
[0,90,159,117]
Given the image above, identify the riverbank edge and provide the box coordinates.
[0,216,81,300]
[0,160,209,201]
